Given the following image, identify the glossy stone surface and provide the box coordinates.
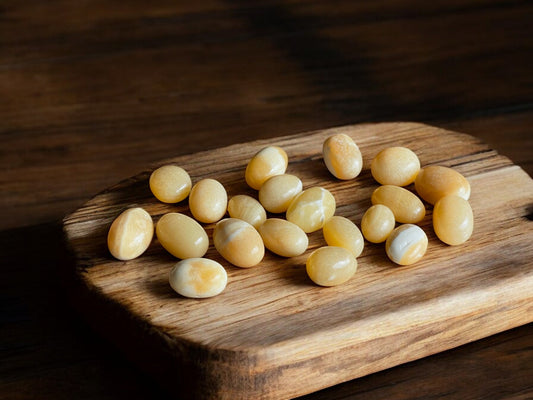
[322,133,363,180]
[156,213,209,259]
[227,195,266,228]
[149,165,192,203]
[189,178,227,223]
[415,165,471,205]
[259,174,303,213]
[322,216,364,257]
[306,246,358,286]
[245,146,288,190]
[371,185,426,224]
[107,207,154,260]
[361,204,396,244]
[213,218,264,268]
[385,224,428,265]
[433,195,474,245]
[257,218,308,257]
[286,187,336,233]
[371,146,420,186]
[169,258,227,299]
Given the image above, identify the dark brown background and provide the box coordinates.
[2,1,532,399]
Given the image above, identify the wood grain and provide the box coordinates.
[2,0,532,231]
[63,122,533,400]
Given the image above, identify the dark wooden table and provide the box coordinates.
[2,1,532,399]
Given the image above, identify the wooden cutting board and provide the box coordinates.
[63,122,533,400]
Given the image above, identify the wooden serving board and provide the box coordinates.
[63,122,533,400]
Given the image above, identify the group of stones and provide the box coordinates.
[107,133,473,298]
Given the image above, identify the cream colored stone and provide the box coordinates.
[433,195,474,245]
[213,218,264,268]
[107,207,153,260]
[259,174,302,213]
[322,216,364,257]
[371,147,420,186]
[189,178,227,223]
[322,133,363,180]
[258,218,308,257]
[306,246,357,286]
[169,258,227,299]
[245,146,288,190]
[149,165,191,203]
[415,165,470,205]
[371,185,425,224]
[361,204,395,243]
[227,195,266,228]
[156,213,209,259]
[286,187,336,233]
[385,224,428,265]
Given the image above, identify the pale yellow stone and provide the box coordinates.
[156,213,209,259]
[107,207,153,260]
[257,218,308,257]
[385,224,428,265]
[322,216,364,258]
[213,218,264,268]
[286,187,336,233]
[433,195,474,245]
[227,195,266,228]
[245,146,288,190]
[371,147,420,186]
[415,165,470,205]
[371,185,425,224]
[149,165,191,203]
[322,133,363,180]
[306,246,357,286]
[259,174,302,213]
[361,204,395,243]
[169,258,227,299]
[189,178,227,223]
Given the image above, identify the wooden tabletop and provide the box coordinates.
[2,1,532,399]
